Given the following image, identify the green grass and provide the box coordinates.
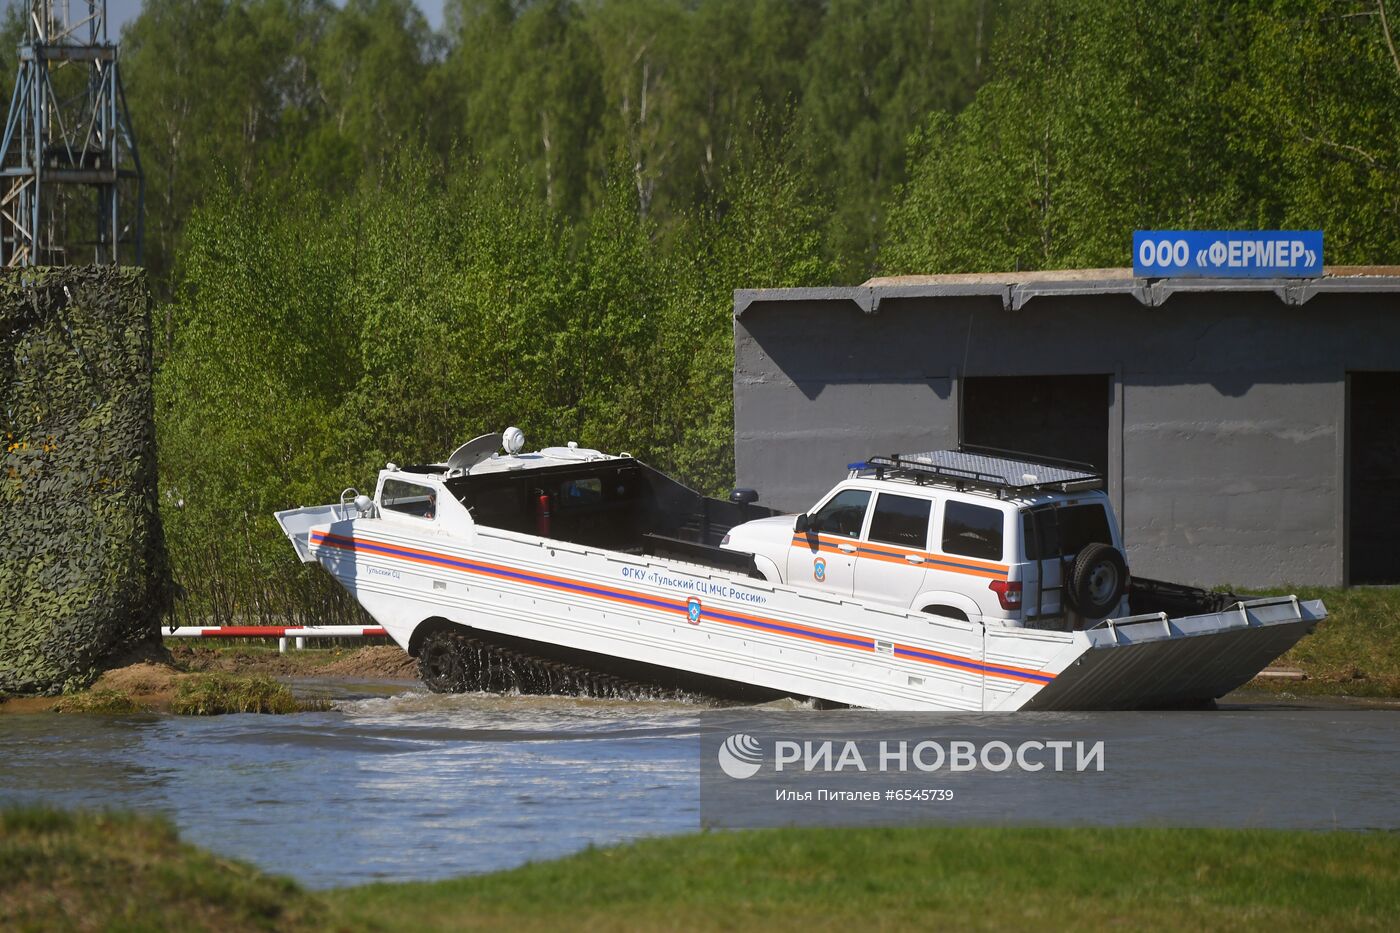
[6,807,1398,931]
[334,826,1400,931]
[0,807,325,932]
[170,673,324,715]
[52,688,147,714]
[1247,586,1400,697]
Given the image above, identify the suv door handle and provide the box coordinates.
[904,555,925,564]
[837,543,857,553]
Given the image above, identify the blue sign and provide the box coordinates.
[1133,230,1322,278]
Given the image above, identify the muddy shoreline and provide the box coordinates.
[0,644,420,714]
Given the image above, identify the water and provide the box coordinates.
[3,683,1398,889]
[1,682,727,888]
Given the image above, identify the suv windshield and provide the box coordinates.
[810,489,871,538]
[1023,503,1112,559]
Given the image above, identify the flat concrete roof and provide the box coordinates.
[733,266,1400,316]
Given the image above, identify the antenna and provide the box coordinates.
[0,1,144,266]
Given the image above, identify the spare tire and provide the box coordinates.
[1065,543,1128,618]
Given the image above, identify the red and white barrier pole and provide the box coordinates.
[164,626,389,653]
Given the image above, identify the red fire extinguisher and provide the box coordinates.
[535,490,552,537]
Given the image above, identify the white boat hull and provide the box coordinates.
[290,515,1323,711]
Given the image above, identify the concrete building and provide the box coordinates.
[732,268,1400,588]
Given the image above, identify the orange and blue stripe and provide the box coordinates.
[310,531,1052,686]
[790,533,1009,581]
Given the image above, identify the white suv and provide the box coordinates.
[720,450,1129,628]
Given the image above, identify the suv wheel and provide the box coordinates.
[1065,543,1128,618]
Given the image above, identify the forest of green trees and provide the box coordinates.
[9,0,1393,623]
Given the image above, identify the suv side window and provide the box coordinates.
[867,493,932,550]
[810,489,871,538]
[942,501,1004,561]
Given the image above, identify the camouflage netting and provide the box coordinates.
[0,267,171,695]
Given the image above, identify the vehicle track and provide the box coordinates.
[417,629,700,701]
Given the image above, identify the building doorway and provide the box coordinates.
[1349,372,1400,584]
[962,374,1111,473]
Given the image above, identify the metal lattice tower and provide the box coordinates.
[0,0,142,266]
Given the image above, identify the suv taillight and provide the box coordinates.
[989,580,1023,611]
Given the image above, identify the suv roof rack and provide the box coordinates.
[860,446,1104,497]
